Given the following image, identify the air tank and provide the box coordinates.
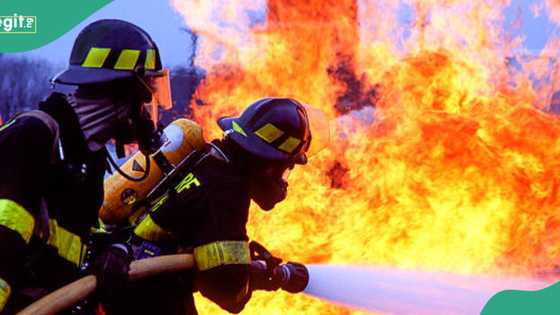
[100,118,205,224]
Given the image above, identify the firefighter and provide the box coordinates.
[105,97,317,314]
[0,19,172,313]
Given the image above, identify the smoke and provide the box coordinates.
[304,265,551,315]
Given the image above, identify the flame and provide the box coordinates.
[171,1,560,314]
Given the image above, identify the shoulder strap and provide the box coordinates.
[16,110,60,241]
[129,148,206,227]
[205,142,231,164]
[17,110,61,164]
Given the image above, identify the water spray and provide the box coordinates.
[247,241,552,314]
[302,265,552,315]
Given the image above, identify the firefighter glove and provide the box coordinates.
[92,243,133,301]
[249,260,283,291]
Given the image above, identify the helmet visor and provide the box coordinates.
[303,104,331,158]
[148,68,172,110]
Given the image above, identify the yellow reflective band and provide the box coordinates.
[114,49,141,70]
[0,199,35,243]
[194,241,250,271]
[255,123,284,143]
[175,172,201,194]
[127,206,145,226]
[232,121,247,137]
[0,277,10,311]
[82,47,111,68]
[151,193,169,212]
[278,136,302,153]
[0,119,15,133]
[134,215,174,242]
[97,218,107,233]
[145,49,156,70]
[47,220,83,266]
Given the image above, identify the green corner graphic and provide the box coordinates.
[0,0,112,52]
[481,281,560,315]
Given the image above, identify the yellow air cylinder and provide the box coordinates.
[100,118,205,224]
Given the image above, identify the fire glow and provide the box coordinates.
[171,0,560,314]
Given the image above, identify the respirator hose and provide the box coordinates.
[107,150,151,182]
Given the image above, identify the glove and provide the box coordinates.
[248,241,309,293]
[91,243,133,301]
[249,260,283,291]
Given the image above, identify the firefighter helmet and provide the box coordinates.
[54,19,164,85]
[218,98,312,165]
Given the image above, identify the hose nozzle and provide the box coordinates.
[276,262,309,293]
[249,241,309,293]
[250,260,309,293]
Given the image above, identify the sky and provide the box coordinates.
[503,0,559,53]
[21,0,192,68]
[13,0,560,68]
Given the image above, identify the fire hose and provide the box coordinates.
[17,241,310,315]
[16,254,194,315]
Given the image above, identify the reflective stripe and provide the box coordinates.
[47,220,83,266]
[194,241,250,271]
[151,193,169,212]
[96,218,107,232]
[232,121,247,137]
[0,199,35,243]
[278,136,302,153]
[82,47,111,68]
[0,277,11,311]
[128,205,146,226]
[145,49,156,70]
[114,49,141,70]
[134,215,174,242]
[0,119,15,133]
[255,123,284,143]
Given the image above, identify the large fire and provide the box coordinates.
[171,0,560,314]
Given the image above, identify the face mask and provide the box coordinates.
[114,103,159,155]
[249,162,293,211]
[71,93,158,155]
[70,95,125,152]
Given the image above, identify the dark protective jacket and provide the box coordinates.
[111,139,253,315]
[0,93,107,313]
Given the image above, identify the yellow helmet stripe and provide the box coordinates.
[0,199,35,243]
[0,119,16,133]
[145,49,156,70]
[278,136,302,153]
[194,241,250,271]
[232,121,248,137]
[114,49,141,70]
[255,123,284,143]
[81,47,111,68]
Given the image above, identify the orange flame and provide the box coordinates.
[171,0,560,314]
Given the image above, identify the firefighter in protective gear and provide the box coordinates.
[0,19,171,313]
[104,97,316,314]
